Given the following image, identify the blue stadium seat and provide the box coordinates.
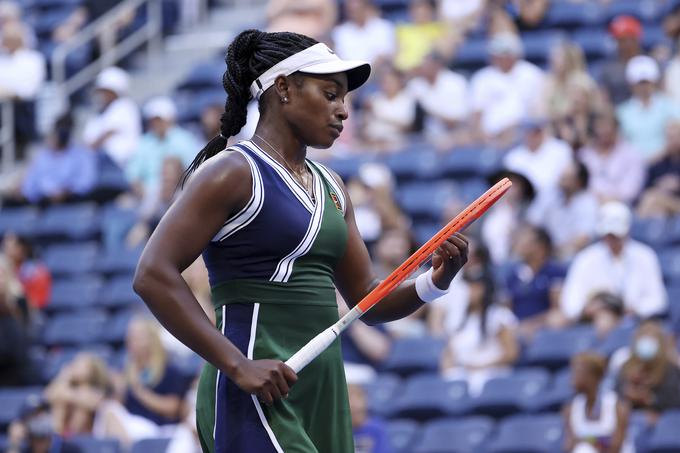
[396,182,459,222]
[453,39,488,69]
[525,367,573,412]
[667,215,680,245]
[0,206,40,237]
[413,416,494,453]
[543,1,604,28]
[386,148,443,182]
[42,310,108,346]
[99,275,143,310]
[100,309,137,344]
[442,147,500,179]
[521,31,565,64]
[604,0,662,22]
[524,325,597,370]
[646,410,680,453]
[321,156,368,180]
[37,203,99,240]
[175,88,224,123]
[130,437,171,453]
[0,434,7,451]
[69,436,121,453]
[469,368,550,417]
[382,337,446,376]
[413,222,442,247]
[48,275,104,312]
[630,216,670,247]
[178,60,225,91]
[659,247,680,283]
[572,28,616,59]
[31,6,79,39]
[458,178,492,204]
[486,413,563,453]
[95,246,142,275]
[597,322,636,357]
[386,373,468,420]
[387,419,420,453]
[0,387,43,429]
[43,242,99,277]
[363,373,401,417]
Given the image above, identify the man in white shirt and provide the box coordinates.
[560,201,667,322]
[470,32,545,141]
[82,67,141,168]
[580,112,645,204]
[528,159,599,260]
[504,118,572,195]
[0,21,45,100]
[331,0,395,65]
[407,52,469,141]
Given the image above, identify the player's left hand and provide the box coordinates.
[431,232,468,290]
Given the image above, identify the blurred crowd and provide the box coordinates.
[1,0,680,452]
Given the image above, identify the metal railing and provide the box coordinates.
[51,0,163,104]
[0,101,15,173]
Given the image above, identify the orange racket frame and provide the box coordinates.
[285,177,512,372]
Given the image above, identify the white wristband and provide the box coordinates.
[415,268,448,303]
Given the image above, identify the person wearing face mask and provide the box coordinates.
[615,321,680,423]
[7,397,81,453]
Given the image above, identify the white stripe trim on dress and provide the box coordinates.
[243,141,315,213]
[248,303,285,453]
[212,305,226,440]
[212,148,265,242]
[315,162,346,215]
[270,165,325,283]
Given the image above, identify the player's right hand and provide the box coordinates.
[233,359,298,406]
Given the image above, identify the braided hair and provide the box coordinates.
[182,29,318,185]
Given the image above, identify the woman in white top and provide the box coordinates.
[440,262,519,396]
[563,352,633,453]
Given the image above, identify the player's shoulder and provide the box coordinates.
[185,144,252,194]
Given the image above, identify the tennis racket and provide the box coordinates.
[285,177,513,373]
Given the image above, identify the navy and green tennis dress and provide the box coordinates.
[195,140,354,453]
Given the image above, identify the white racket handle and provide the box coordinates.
[286,306,363,373]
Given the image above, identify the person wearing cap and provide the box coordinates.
[470,32,545,143]
[82,66,141,168]
[617,55,680,162]
[559,201,667,323]
[125,96,199,198]
[503,117,572,195]
[133,30,469,453]
[601,15,643,105]
[579,111,645,204]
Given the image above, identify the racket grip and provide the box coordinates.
[285,327,338,373]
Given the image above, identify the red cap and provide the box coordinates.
[610,15,643,39]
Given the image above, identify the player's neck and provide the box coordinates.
[253,124,307,168]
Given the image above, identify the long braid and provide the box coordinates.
[181,30,318,186]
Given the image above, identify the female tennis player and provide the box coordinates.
[133,29,469,453]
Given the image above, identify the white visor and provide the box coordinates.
[249,43,371,100]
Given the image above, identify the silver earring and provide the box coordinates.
[282,97,288,103]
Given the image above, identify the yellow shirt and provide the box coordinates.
[394,21,447,71]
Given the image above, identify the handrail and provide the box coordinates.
[51,0,163,103]
[0,101,15,173]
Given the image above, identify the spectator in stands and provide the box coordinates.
[542,41,601,127]
[510,0,549,31]
[332,0,395,66]
[97,317,190,448]
[440,263,519,395]
[7,397,81,453]
[664,0,680,41]
[2,233,51,310]
[583,291,626,340]
[503,118,573,195]
[199,102,222,142]
[637,120,680,218]
[560,201,667,323]
[617,55,680,162]
[505,224,566,338]
[266,0,337,41]
[362,64,416,151]
[394,0,447,72]
[0,21,44,100]
[579,111,645,204]
[0,257,32,386]
[126,96,198,197]
[616,320,680,423]
[0,1,36,48]
[82,67,141,169]
[348,384,391,453]
[527,159,599,259]
[482,169,535,264]
[470,32,545,145]
[438,0,485,33]
[20,114,97,204]
[125,156,184,249]
[600,16,643,105]
[563,352,632,453]
[406,52,470,147]
[44,353,111,436]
